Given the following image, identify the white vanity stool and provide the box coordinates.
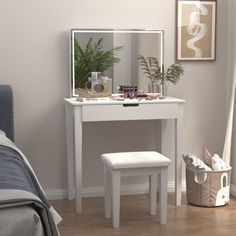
[100,151,171,228]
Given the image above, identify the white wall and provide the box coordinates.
[0,0,230,197]
[228,0,236,189]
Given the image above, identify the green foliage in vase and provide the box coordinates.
[74,38,123,88]
[138,55,184,88]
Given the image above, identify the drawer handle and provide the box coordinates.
[123,104,139,107]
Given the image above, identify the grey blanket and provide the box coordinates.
[0,145,59,236]
[0,145,50,208]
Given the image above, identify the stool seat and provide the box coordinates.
[100,151,171,228]
[101,151,171,169]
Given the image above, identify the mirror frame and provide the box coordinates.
[70,29,164,97]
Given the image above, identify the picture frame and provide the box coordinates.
[176,0,217,61]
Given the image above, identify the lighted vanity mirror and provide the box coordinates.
[70,29,164,97]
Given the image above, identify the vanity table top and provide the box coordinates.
[64,96,185,106]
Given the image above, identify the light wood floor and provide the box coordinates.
[52,193,236,236]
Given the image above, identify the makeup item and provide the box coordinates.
[117,85,138,98]
[123,86,129,98]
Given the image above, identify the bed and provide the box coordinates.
[0,85,61,236]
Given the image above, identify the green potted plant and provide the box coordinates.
[138,55,184,95]
[74,38,123,89]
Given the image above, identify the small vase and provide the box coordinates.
[151,81,163,94]
[160,82,165,96]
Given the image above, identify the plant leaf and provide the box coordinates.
[74,38,123,88]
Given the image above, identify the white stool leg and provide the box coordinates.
[149,174,157,215]
[160,167,168,224]
[111,170,120,228]
[104,165,111,219]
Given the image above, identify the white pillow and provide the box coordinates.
[212,154,228,171]
[183,153,212,171]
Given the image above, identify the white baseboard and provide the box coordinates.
[45,180,186,200]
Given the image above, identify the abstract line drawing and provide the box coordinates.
[176,0,216,61]
[187,3,208,58]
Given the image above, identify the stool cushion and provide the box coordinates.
[100,151,171,169]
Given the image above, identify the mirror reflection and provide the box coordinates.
[70,29,164,97]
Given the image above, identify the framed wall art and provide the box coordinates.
[176,0,217,61]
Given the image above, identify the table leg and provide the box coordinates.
[149,174,157,215]
[74,106,82,213]
[161,120,168,155]
[104,165,111,219]
[160,167,168,224]
[112,170,120,228]
[175,105,184,206]
[65,103,74,200]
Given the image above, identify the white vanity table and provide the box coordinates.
[64,96,185,213]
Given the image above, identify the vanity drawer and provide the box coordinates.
[82,103,181,121]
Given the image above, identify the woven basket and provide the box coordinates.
[186,166,231,207]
